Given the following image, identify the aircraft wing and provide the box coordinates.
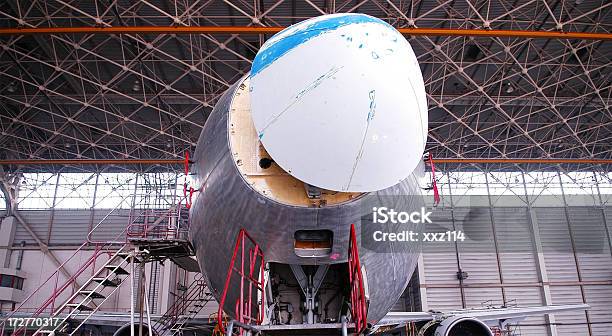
[377,311,435,325]
[438,304,589,322]
[376,304,589,332]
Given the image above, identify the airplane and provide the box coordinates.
[186,13,589,336]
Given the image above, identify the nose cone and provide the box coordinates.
[250,13,427,192]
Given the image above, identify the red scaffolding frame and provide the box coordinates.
[348,223,368,334]
[217,228,265,335]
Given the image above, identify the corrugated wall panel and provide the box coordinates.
[13,210,51,245]
[583,285,612,336]
[550,285,589,336]
[457,253,501,284]
[454,208,501,285]
[425,287,463,310]
[565,208,612,336]
[421,204,457,311]
[494,207,539,283]
[88,208,132,242]
[422,208,459,285]
[536,208,580,282]
[13,209,132,246]
[504,287,547,335]
[462,287,503,307]
[604,207,612,231]
[47,211,91,245]
[422,253,458,284]
[9,203,609,335]
[566,208,612,282]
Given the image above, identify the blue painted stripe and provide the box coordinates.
[251,14,392,77]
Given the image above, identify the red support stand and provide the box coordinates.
[182,150,201,210]
[428,153,441,205]
[348,223,368,334]
[217,229,265,335]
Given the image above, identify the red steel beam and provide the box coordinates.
[0,158,610,166]
[0,26,611,40]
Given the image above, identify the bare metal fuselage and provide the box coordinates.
[189,77,424,325]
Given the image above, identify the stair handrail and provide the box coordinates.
[0,240,90,330]
[154,278,199,329]
[8,245,130,335]
[217,228,265,334]
[40,249,135,336]
[3,201,133,332]
[49,245,129,317]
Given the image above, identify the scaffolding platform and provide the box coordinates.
[128,237,195,259]
[126,208,196,261]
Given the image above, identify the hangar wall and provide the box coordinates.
[1,171,610,335]
[3,204,610,335]
[414,171,612,336]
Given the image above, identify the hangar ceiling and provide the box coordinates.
[0,0,610,171]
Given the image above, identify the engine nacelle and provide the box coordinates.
[437,316,493,336]
[420,316,494,336]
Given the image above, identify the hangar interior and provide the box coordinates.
[0,1,610,336]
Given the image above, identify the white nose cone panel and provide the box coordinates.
[250,14,427,192]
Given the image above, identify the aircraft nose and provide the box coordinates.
[249,14,428,192]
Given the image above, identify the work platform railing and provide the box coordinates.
[219,225,367,335]
[126,208,194,262]
[217,229,266,335]
[348,223,368,335]
[127,208,190,242]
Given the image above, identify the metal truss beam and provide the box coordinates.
[0,0,609,166]
[1,158,610,166]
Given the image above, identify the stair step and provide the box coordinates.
[92,277,121,287]
[117,252,141,263]
[67,302,94,311]
[105,265,129,275]
[79,290,106,299]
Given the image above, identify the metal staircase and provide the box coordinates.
[34,246,140,335]
[0,242,139,336]
[151,274,213,336]
[0,203,133,335]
